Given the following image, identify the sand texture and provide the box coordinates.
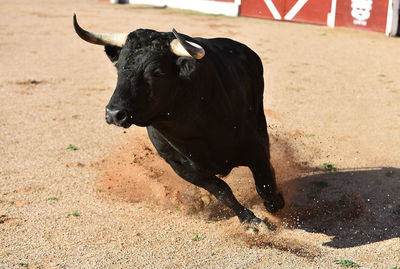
[1,0,400,268]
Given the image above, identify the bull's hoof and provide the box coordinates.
[264,193,285,213]
[245,218,269,235]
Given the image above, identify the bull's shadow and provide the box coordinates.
[279,167,400,248]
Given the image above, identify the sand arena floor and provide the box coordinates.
[1,0,400,268]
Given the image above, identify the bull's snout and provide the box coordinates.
[105,108,128,126]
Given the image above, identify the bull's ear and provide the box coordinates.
[105,45,122,66]
[176,56,199,79]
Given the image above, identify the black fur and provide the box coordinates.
[103,29,284,224]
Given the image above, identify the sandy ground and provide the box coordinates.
[1,0,400,268]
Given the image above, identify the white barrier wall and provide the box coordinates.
[111,0,240,17]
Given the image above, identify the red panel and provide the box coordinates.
[285,0,332,25]
[240,0,285,20]
[335,0,389,33]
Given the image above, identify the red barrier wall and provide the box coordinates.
[240,0,285,20]
[239,0,395,34]
[286,0,332,25]
[240,0,332,25]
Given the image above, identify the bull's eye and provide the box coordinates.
[152,68,165,77]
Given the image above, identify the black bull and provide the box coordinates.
[74,14,284,232]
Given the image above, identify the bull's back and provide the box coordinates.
[197,37,265,126]
[199,37,264,98]
[190,37,267,167]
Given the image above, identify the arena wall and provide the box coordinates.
[110,0,400,35]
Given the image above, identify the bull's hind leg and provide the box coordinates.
[250,163,285,213]
[251,110,285,214]
[248,142,285,214]
[147,127,266,232]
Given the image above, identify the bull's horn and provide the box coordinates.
[170,28,205,59]
[73,13,128,47]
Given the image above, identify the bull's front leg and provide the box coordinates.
[167,157,267,230]
[148,126,269,233]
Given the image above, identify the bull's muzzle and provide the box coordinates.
[105,108,128,127]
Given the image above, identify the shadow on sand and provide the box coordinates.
[279,167,400,248]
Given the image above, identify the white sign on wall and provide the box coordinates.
[351,0,373,26]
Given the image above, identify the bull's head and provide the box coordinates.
[73,14,205,128]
